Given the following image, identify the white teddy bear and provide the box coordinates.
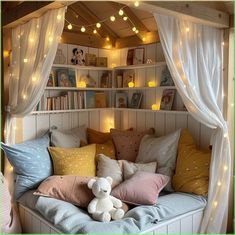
[87,176,125,222]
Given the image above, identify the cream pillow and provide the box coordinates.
[135,129,181,191]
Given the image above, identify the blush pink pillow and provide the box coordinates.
[110,128,155,162]
[111,171,169,205]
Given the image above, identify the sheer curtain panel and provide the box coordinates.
[154,14,231,234]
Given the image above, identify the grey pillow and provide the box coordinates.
[135,129,181,191]
[51,125,87,148]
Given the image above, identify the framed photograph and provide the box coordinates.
[126,49,134,65]
[95,92,106,108]
[133,48,145,65]
[85,53,96,66]
[160,66,174,86]
[123,70,135,87]
[57,68,76,87]
[96,57,107,67]
[129,92,143,109]
[47,70,56,87]
[116,93,128,108]
[160,89,176,110]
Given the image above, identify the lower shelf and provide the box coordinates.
[31,108,188,115]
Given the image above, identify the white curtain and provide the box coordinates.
[5,7,66,144]
[154,14,231,234]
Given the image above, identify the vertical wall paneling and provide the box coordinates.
[176,113,188,130]
[62,112,71,129]
[167,221,181,234]
[24,210,32,233]
[155,226,168,234]
[114,110,121,129]
[156,43,165,62]
[180,216,193,234]
[136,112,146,131]
[32,216,41,234]
[155,112,165,136]
[193,211,203,233]
[188,115,200,147]
[128,111,137,129]
[78,112,89,127]
[22,116,37,141]
[89,110,100,130]
[100,109,114,132]
[71,112,79,128]
[145,112,155,130]
[200,124,213,149]
[36,114,50,138]
[49,113,63,130]
[40,222,51,234]
[165,113,176,134]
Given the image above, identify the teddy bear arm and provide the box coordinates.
[88,199,98,214]
[110,195,122,208]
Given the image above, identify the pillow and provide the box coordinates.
[172,129,211,195]
[1,135,52,199]
[51,125,87,148]
[110,128,155,162]
[95,140,116,162]
[122,160,157,180]
[135,129,181,191]
[34,175,93,207]
[112,171,169,205]
[87,128,112,144]
[48,144,96,176]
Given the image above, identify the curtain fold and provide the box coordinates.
[5,7,66,144]
[154,13,231,233]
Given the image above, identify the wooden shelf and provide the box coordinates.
[113,86,175,91]
[114,108,188,114]
[114,62,166,70]
[52,64,113,71]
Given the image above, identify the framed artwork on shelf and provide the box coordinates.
[123,70,135,87]
[70,48,85,65]
[100,73,111,88]
[95,92,106,108]
[85,53,96,66]
[116,93,128,108]
[57,68,76,87]
[160,66,174,86]
[160,89,176,110]
[47,70,56,87]
[126,49,134,65]
[54,48,66,64]
[133,48,145,65]
[129,92,143,109]
[96,57,107,67]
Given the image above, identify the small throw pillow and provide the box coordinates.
[172,129,211,196]
[110,128,155,162]
[135,129,181,191]
[95,140,116,162]
[1,135,52,199]
[34,175,93,207]
[87,128,112,144]
[51,125,87,148]
[112,171,169,205]
[48,144,96,176]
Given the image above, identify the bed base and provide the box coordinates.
[19,204,203,234]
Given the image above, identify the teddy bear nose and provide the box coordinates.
[103,190,107,193]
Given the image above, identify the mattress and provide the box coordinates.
[18,190,207,234]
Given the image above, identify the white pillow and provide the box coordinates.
[135,129,181,191]
[51,125,87,148]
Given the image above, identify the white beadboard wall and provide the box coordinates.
[17,43,213,149]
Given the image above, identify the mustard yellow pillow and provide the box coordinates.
[87,128,112,144]
[96,140,116,162]
[48,144,96,176]
[172,129,211,196]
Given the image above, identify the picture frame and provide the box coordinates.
[47,70,56,87]
[160,66,174,86]
[96,57,107,67]
[85,53,96,66]
[160,89,176,110]
[116,93,128,108]
[95,92,106,108]
[123,70,135,87]
[85,91,96,108]
[126,49,134,65]
[129,92,143,109]
[100,73,110,88]
[56,68,76,87]
[133,48,145,65]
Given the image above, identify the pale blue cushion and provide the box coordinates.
[1,135,52,199]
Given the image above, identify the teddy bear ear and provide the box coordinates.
[88,178,96,189]
[106,176,113,185]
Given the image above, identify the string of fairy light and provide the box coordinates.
[64,1,145,41]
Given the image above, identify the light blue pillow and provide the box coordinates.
[1,134,52,199]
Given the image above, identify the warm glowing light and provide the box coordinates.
[134,1,139,7]
[123,16,128,21]
[93,29,97,34]
[23,58,28,63]
[49,37,53,42]
[96,23,101,28]
[9,166,13,172]
[81,26,86,32]
[132,27,137,32]
[14,126,17,130]
[110,16,116,22]
[224,165,228,171]
[217,181,222,186]
[222,42,225,46]
[128,81,135,88]
[22,94,27,100]
[78,81,86,88]
[32,76,37,82]
[231,103,234,107]
[148,81,156,87]
[152,104,159,110]
[213,201,218,207]
[223,133,228,138]
[119,9,124,16]
[44,54,47,58]
[135,29,139,34]
[142,37,146,42]
[106,37,110,42]
[29,38,34,43]
[111,63,116,68]
[17,35,20,39]
[106,45,112,49]
[186,27,190,32]
[57,14,62,20]
[67,24,73,30]
[3,50,9,58]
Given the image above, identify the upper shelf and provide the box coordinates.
[52,64,113,71]
[113,62,166,70]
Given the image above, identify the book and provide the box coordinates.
[133,48,145,65]
[160,67,174,86]
[116,74,123,88]
[96,57,107,67]
[68,69,76,87]
[129,92,143,109]
[85,91,96,108]
[100,73,110,88]
[47,70,56,87]
[116,93,127,108]
[95,93,106,108]
[160,89,176,110]
[123,70,135,87]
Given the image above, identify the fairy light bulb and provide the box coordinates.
[132,27,137,32]
[217,181,222,186]
[222,42,225,46]
[67,24,72,30]
[128,81,135,87]
[119,9,124,16]
[32,76,37,82]
[148,81,156,87]
[57,14,62,20]
[135,29,139,34]
[29,38,34,43]
[123,16,128,21]
[186,27,190,32]
[23,58,28,63]
[48,36,53,42]
[22,94,27,100]
[152,104,159,110]
[142,37,146,42]
[96,23,101,28]
[134,1,139,7]
[81,26,86,32]
[106,37,110,42]
[110,16,116,22]
[223,133,228,138]
[213,201,218,207]
[224,165,228,171]
[78,81,86,88]
[93,29,97,34]
[231,103,234,107]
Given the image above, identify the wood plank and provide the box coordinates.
[40,221,51,234]
[50,113,63,130]
[155,112,165,136]
[62,112,71,129]
[165,113,176,134]
[23,116,36,141]
[71,112,79,128]
[114,110,121,129]
[24,210,32,233]
[89,110,100,130]
[180,216,193,234]
[176,113,188,130]
[136,112,146,131]
[193,211,203,233]
[128,111,137,129]
[78,112,89,127]
[32,215,41,234]
[168,220,180,234]
[36,114,50,138]
[155,225,167,234]
[19,206,25,233]
[121,110,129,129]
[145,112,155,130]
